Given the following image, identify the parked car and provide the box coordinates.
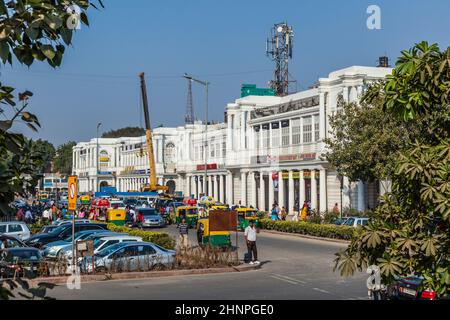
[0,247,43,278]
[387,276,450,300]
[52,219,91,226]
[41,229,114,259]
[332,218,348,225]
[0,234,27,249]
[342,217,369,228]
[40,225,59,234]
[136,207,165,228]
[80,242,176,273]
[59,233,142,260]
[25,223,108,248]
[0,222,31,240]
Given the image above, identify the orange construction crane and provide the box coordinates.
[139,72,168,193]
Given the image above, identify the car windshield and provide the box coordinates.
[138,208,157,216]
[343,218,355,226]
[93,238,106,249]
[49,225,68,235]
[185,209,197,215]
[95,243,126,258]
[4,250,41,261]
[245,211,257,217]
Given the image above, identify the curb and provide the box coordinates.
[29,264,260,286]
[260,229,351,244]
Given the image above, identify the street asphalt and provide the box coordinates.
[49,225,369,300]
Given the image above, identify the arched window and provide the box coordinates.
[164,142,176,164]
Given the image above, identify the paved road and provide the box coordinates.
[50,226,368,300]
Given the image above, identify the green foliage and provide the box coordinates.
[335,41,450,298]
[53,141,76,175]
[102,127,146,138]
[259,219,356,240]
[31,139,55,172]
[0,0,103,67]
[107,224,176,250]
[324,97,417,182]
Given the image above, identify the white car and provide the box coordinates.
[60,235,142,262]
[0,222,31,240]
[81,242,176,273]
[343,217,369,228]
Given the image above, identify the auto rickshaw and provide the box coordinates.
[236,207,260,231]
[174,206,198,227]
[106,208,126,226]
[196,207,232,248]
[80,194,91,205]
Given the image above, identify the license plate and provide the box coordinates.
[400,287,416,296]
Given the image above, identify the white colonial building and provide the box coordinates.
[73,65,392,214]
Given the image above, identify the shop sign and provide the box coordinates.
[196,163,218,171]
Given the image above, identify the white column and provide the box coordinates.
[342,176,351,209]
[311,170,317,210]
[278,172,284,209]
[219,175,225,203]
[213,176,218,200]
[357,181,365,212]
[259,172,265,211]
[288,171,295,214]
[319,169,327,213]
[319,92,326,143]
[299,170,305,205]
[268,173,274,209]
[342,86,349,103]
[240,171,247,206]
[225,171,234,205]
[250,172,256,208]
[72,151,76,174]
[207,176,212,197]
[240,111,246,150]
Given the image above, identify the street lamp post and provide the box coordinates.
[183,74,209,196]
[96,122,102,192]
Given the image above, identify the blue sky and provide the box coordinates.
[1,0,450,146]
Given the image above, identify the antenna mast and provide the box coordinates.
[266,22,294,96]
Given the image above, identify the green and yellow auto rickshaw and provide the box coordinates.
[236,207,260,231]
[174,206,198,227]
[80,194,91,205]
[196,209,232,248]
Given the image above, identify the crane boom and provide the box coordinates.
[139,72,168,193]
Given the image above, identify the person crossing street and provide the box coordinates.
[179,218,189,248]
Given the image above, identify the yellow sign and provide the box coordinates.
[68,176,77,211]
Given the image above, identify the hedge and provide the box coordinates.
[259,219,356,240]
[107,224,176,249]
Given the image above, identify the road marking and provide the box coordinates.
[275,274,306,284]
[313,288,331,294]
[269,275,298,285]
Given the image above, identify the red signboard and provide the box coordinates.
[196,163,218,171]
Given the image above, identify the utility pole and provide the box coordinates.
[96,122,102,193]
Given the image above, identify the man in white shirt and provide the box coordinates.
[244,220,260,265]
[42,208,50,221]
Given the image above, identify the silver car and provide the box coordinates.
[0,222,31,240]
[81,242,175,273]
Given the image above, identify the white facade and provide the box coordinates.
[73,65,392,214]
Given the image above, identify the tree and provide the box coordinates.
[101,126,145,138]
[31,139,55,172]
[334,42,450,297]
[323,97,417,183]
[0,0,103,300]
[53,141,76,175]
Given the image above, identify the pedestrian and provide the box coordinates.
[136,210,144,228]
[178,217,189,248]
[271,203,279,220]
[280,207,287,220]
[25,208,33,223]
[42,207,50,222]
[16,207,24,221]
[244,220,260,265]
[332,203,340,216]
[300,201,308,221]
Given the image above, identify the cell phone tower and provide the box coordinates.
[185,77,195,124]
[266,22,294,96]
